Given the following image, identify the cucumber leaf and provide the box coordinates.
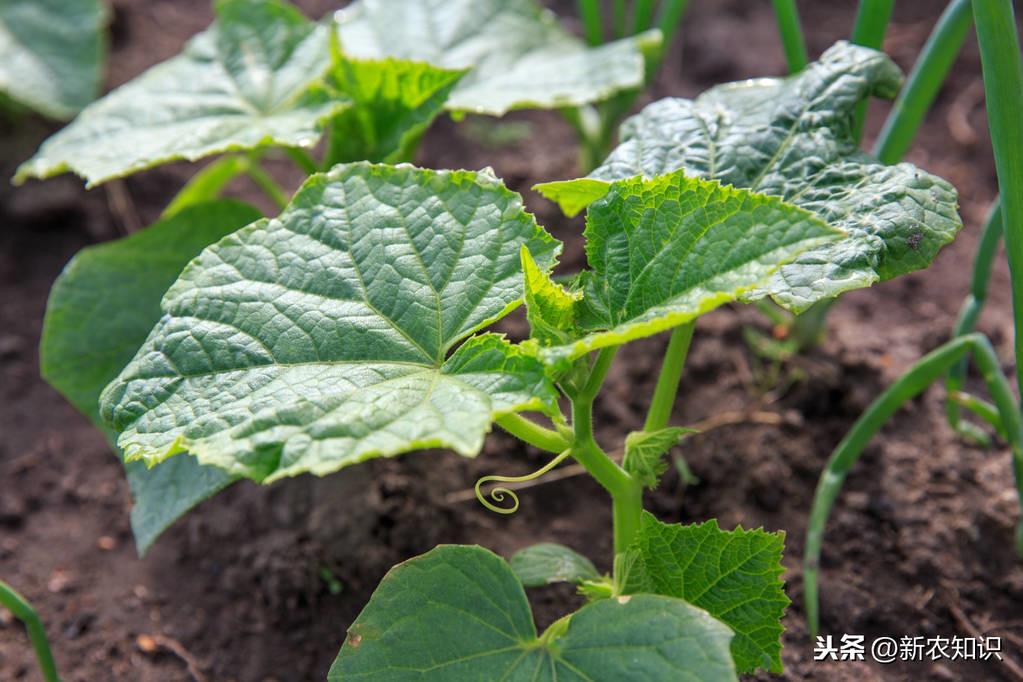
[538,41,962,313]
[15,0,344,187]
[329,544,738,681]
[625,513,789,674]
[40,200,264,554]
[521,246,581,346]
[623,427,696,489]
[99,163,561,483]
[510,543,599,587]
[325,50,467,164]
[535,171,840,362]
[335,0,658,116]
[0,0,105,119]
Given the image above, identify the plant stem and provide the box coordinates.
[657,0,692,53]
[162,155,250,219]
[803,333,1023,636]
[0,580,60,682]
[632,0,656,34]
[850,0,895,141]
[874,0,973,165]
[612,0,627,39]
[496,413,571,453]
[974,0,1023,399]
[947,199,1003,432]
[246,161,288,210]
[644,323,695,432]
[568,346,642,555]
[771,0,809,73]
[788,298,835,349]
[577,0,603,45]
[285,147,319,175]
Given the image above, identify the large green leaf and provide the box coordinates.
[15,0,343,187]
[0,0,105,119]
[335,0,658,116]
[509,543,599,587]
[40,200,264,554]
[325,50,467,164]
[625,513,790,674]
[533,171,839,362]
[329,545,738,681]
[99,163,561,483]
[538,41,962,313]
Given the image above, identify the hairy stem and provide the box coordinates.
[771,0,809,73]
[496,413,571,454]
[850,0,895,140]
[974,0,1023,398]
[874,0,973,164]
[0,580,60,682]
[803,333,1023,637]
[644,323,695,432]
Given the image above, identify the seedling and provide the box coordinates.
[0,580,60,682]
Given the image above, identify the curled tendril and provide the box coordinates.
[474,449,572,515]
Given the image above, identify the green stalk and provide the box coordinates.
[577,0,603,45]
[788,298,835,349]
[657,0,692,53]
[162,155,250,218]
[612,0,627,39]
[632,0,657,34]
[850,0,895,140]
[946,199,1003,433]
[771,0,809,73]
[0,580,60,682]
[285,147,319,175]
[644,323,695,431]
[974,0,1023,398]
[496,413,571,453]
[874,0,973,165]
[803,333,1023,636]
[245,162,288,210]
[569,347,642,555]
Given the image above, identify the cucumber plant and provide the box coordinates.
[19,0,655,556]
[0,0,105,120]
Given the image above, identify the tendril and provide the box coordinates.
[474,449,572,515]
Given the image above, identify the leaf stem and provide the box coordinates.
[788,298,835,350]
[496,413,571,453]
[285,147,319,175]
[644,323,695,432]
[612,0,627,39]
[974,0,1023,400]
[771,0,809,73]
[874,0,973,164]
[0,580,60,682]
[245,161,288,210]
[803,333,1023,637]
[850,0,895,140]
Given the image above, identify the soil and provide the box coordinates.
[2,1,1021,681]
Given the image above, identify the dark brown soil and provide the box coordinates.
[2,1,1021,681]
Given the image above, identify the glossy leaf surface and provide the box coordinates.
[329,545,738,681]
[16,0,342,186]
[100,163,560,483]
[335,0,657,115]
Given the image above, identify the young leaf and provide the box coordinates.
[99,163,561,483]
[623,427,696,489]
[0,0,105,119]
[335,0,659,116]
[329,544,738,681]
[625,513,790,674]
[509,542,599,587]
[539,41,962,313]
[15,0,344,187]
[40,200,264,554]
[521,246,582,346]
[536,171,840,362]
[325,53,467,164]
